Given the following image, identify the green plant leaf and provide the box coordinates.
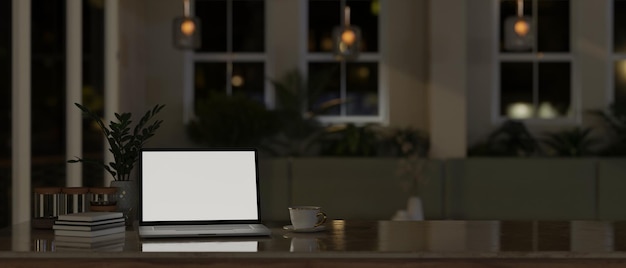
[68,103,165,181]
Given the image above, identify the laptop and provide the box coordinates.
[138,148,272,238]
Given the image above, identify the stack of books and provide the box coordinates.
[53,211,126,251]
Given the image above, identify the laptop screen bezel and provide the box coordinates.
[138,147,263,226]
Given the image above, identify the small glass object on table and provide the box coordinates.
[61,187,89,215]
[88,187,118,212]
[32,187,62,229]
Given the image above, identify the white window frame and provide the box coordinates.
[184,0,270,123]
[493,0,579,125]
[301,0,384,124]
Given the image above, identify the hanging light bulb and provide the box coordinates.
[173,0,201,49]
[504,0,532,51]
[333,5,361,60]
[180,18,196,36]
[514,19,529,37]
[341,29,356,46]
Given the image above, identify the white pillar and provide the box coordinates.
[576,0,610,111]
[429,0,467,158]
[105,0,120,185]
[12,0,31,224]
[66,0,83,187]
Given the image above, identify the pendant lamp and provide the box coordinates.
[504,0,532,51]
[333,6,361,60]
[173,0,201,50]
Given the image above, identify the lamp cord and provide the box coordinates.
[183,0,190,17]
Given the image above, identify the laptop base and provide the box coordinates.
[138,223,271,238]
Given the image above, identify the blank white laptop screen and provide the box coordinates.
[141,150,259,222]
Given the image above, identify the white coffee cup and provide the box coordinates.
[288,206,327,230]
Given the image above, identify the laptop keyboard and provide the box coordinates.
[153,225,249,231]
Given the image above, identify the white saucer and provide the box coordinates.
[283,225,326,233]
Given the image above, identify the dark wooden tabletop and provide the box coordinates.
[3,220,626,268]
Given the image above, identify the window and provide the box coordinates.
[7,0,108,226]
[498,0,572,120]
[30,0,105,188]
[307,0,380,123]
[82,0,105,187]
[192,0,266,112]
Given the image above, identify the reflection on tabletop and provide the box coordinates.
[5,220,626,253]
[141,241,259,252]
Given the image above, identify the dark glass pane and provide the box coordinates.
[32,0,67,189]
[500,62,534,117]
[0,0,11,229]
[233,0,264,52]
[82,0,105,187]
[308,0,340,52]
[538,62,570,118]
[32,0,66,55]
[499,0,532,52]
[232,62,265,103]
[346,62,378,115]
[196,0,227,52]
[615,0,626,52]
[615,61,626,106]
[308,62,341,115]
[32,62,66,156]
[194,62,227,110]
[537,0,569,52]
[1,0,11,158]
[347,0,378,52]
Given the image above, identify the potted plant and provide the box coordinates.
[388,127,430,221]
[542,127,600,157]
[68,103,165,222]
[268,68,340,157]
[187,92,280,149]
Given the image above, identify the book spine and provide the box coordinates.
[53,222,125,231]
[57,212,123,222]
[54,226,126,237]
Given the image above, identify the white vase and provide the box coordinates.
[406,196,424,221]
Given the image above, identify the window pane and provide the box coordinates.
[0,0,10,229]
[309,0,378,53]
[232,0,264,52]
[500,0,532,52]
[194,62,227,109]
[346,62,378,115]
[232,62,265,103]
[196,0,227,52]
[1,0,11,158]
[309,62,341,115]
[614,0,626,52]
[538,62,570,118]
[615,61,626,105]
[537,0,569,52]
[32,0,67,189]
[501,62,534,118]
[32,0,66,55]
[308,0,340,52]
[32,60,66,156]
[82,0,105,187]
[347,0,378,52]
